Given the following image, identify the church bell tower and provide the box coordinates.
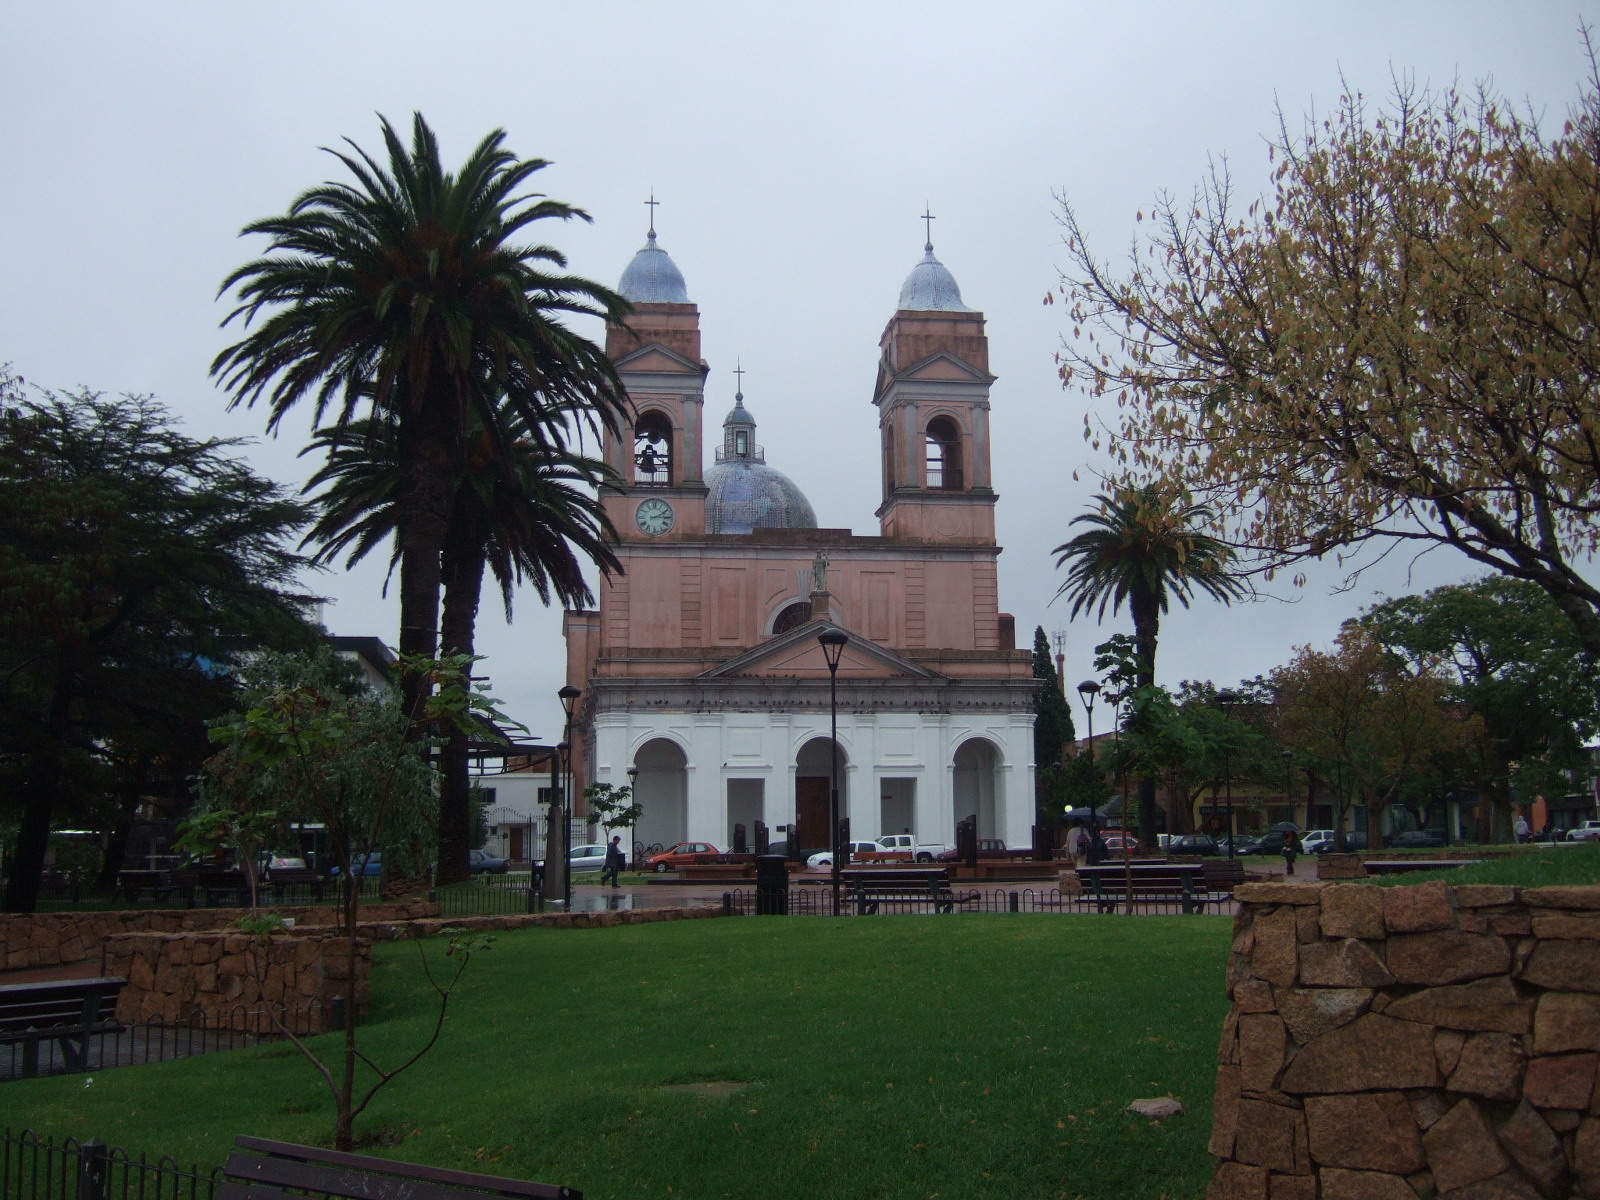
[602,209,709,542]
[874,224,997,544]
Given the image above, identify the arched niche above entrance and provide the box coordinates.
[953,738,1002,841]
[631,737,688,853]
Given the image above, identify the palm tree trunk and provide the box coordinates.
[436,539,487,886]
[396,430,453,725]
[1131,589,1161,847]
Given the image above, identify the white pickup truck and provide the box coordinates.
[861,834,950,863]
[1566,821,1600,842]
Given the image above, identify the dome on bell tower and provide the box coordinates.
[705,389,818,535]
[619,230,690,304]
[896,242,973,312]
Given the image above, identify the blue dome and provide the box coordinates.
[897,243,972,312]
[705,394,817,534]
[619,231,690,303]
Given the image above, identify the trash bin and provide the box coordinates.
[755,854,788,916]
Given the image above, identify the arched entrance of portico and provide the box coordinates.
[631,739,687,853]
[953,739,1001,840]
[794,737,849,855]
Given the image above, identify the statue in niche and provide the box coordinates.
[811,550,830,593]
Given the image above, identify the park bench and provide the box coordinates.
[220,1134,581,1200]
[0,976,125,1078]
[837,867,980,914]
[1361,859,1483,876]
[174,866,251,907]
[1074,863,1226,914]
[1202,859,1249,892]
[265,867,324,901]
[117,868,180,904]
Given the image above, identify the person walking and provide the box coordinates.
[1065,818,1090,868]
[1282,830,1300,877]
[601,835,625,888]
[1515,814,1531,844]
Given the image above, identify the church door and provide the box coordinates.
[795,777,830,852]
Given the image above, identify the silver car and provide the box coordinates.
[568,843,610,871]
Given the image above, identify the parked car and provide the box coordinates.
[1307,830,1370,853]
[1567,821,1600,842]
[262,855,308,872]
[1249,832,1288,857]
[330,852,381,877]
[808,841,882,869]
[469,848,509,874]
[1218,835,1261,856]
[1300,830,1336,854]
[1388,830,1447,849]
[645,842,721,872]
[1101,834,1142,856]
[567,844,609,871]
[1168,833,1220,856]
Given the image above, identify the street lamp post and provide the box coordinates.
[819,630,849,917]
[1076,680,1101,858]
[627,764,640,871]
[553,685,581,906]
[1217,689,1241,860]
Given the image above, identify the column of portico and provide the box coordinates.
[914,716,951,843]
[686,715,722,843]
[1001,712,1035,848]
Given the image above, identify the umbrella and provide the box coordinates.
[1272,821,1302,833]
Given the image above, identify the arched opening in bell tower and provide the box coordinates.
[633,411,674,486]
[925,416,963,491]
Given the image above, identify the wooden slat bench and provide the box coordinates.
[0,976,125,1078]
[221,1134,581,1200]
[1361,859,1483,876]
[265,867,324,900]
[117,868,179,904]
[1074,863,1226,914]
[837,867,980,914]
[1202,859,1249,892]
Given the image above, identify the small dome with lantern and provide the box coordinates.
[705,387,817,535]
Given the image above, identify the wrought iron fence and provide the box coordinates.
[720,885,1234,918]
[0,1129,219,1200]
[430,877,540,918]
[0,1001,327,1084]
[25,876,387,913]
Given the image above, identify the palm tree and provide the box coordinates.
[211,112,630,734]
[1052,482,1244,844]
[301,407,620,882]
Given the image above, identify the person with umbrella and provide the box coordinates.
[1276,822,1301,877]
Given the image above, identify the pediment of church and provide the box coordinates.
[699,620,944,682]
[613,343,704,374]
[873,349,992,399]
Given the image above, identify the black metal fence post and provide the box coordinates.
[77,1138,109,1200]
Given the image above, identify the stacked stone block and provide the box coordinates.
[1211,881,1600,1199]
[0,901,438,973]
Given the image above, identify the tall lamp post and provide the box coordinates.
[819,630,849,917]
[554,685,581,906]
[627,764,640,871]
[1077,680,1101,854]
[1217,688,1240,859]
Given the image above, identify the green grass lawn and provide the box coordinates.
[5,915,1231,1200]
[1373,840,1600,887]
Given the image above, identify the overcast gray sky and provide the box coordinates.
[4,2,1596,740]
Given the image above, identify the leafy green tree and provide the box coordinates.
[1273,628,1465,848]
[1030,626,1075,830]
[1053,483,1243,844]
[1355,576,1597,838]
[1055,62,1600,655]
[300,404,619,882]
[204,647,504,1150]
[210,112,631,807]
[0,380,314,912]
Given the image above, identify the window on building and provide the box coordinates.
[925,417,963,490]
[772,601,812,635]
[634,411,673,485]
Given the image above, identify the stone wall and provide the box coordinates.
[100,904,722,1026]
[104,928,369,1024]
[0,901,439,973]
[1210,880,1600,1199]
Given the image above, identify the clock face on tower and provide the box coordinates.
[635,497,675,536]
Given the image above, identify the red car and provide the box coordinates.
[645,842,721,873]
[1101,835,1142,856]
